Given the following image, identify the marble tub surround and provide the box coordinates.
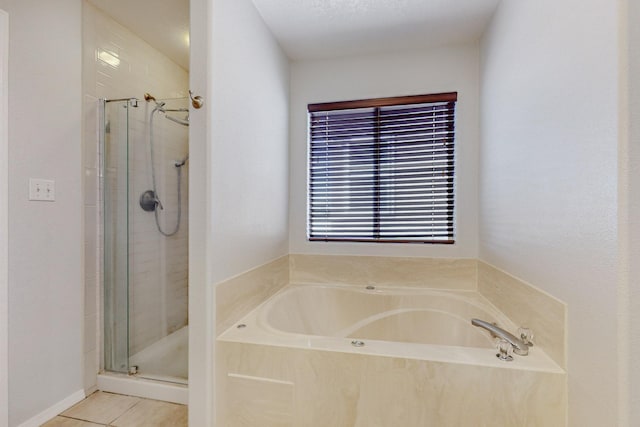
[216,255,289,333]
[289,254,477,290]
[217,341,567,426]
[478,261,567,368]
[217,257,568,426]
[223,373,294,426]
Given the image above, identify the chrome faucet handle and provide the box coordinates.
[518,327,534,347]
[496,339,514,361]
[471,318,529,356]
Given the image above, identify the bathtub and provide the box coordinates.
[221,283,560,371]
[218,284,566,426]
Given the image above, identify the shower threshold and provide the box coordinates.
[135,372,187,386]
[129,326,188,385]
[98,326,189,404]
[97,372,188,405]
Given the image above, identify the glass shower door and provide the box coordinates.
[126,98,189,384]
[102,97,189,384]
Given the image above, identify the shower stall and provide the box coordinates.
[101,95,189,386]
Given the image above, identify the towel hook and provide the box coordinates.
[189,90,204,109]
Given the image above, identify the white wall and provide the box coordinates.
[209,0,290,283]
[626,0,640,423]
[289,44,480,258]
[0,0,85,425]
[187,0,212,423]
[0,9,8,427]
[479,1,620,425]
[204,1,289,424]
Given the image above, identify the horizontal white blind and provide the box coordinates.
[308,93,456,243]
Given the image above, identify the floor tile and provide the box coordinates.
[111,399,187,427]
[61,391,140,425]
[40,416,105,427]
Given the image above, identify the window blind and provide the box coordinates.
[308,93,457,243]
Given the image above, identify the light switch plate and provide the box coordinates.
[29,178,55,201]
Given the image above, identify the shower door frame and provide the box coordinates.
[101,98,132,376]
[0,8,9,427]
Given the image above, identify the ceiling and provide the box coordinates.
[86,0,500,67]
[251,0,501,60]
[87,0,190,70]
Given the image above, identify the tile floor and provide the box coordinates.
[41,391,187,427]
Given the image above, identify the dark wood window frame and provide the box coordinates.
[307,92,457,244]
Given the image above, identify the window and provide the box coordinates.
[307,92,457,244]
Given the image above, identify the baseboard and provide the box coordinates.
[97,373,188,405]
[16,389,85,427]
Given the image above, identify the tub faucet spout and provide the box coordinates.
[471,318,529,356]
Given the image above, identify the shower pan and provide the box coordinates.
[101,96,189,386]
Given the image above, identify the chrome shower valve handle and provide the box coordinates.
[518,327,534,347]
[139,190,163,212]
[496,339,514,361]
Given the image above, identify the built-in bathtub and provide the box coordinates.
[218,284,567,426]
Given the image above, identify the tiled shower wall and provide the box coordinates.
[82,1,189,392]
